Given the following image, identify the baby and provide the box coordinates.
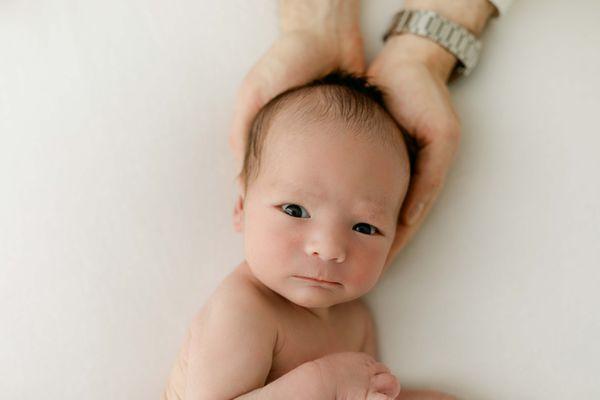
[162,71,455,400]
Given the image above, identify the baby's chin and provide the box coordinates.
[271,278,355,310]
[285,292,341,309]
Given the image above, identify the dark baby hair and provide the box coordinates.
[237,69,418,194]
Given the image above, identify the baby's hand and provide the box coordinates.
[311,352,401,400]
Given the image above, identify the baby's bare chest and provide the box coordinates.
[265,301,366,384]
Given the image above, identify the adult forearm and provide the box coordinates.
[234,361,332,400]
[277,0,364,73]
[384,0,497,82]
[279,0,360,35]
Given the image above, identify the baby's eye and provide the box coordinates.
[353,223,379,236]
[281,204,310,218]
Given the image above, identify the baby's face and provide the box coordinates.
[240,115,410,310]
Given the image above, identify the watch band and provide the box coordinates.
[383,9,482,76]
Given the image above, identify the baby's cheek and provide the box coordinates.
[268,227,299,264]
[344,245,388,291]
[344,266,379,292]
[245,213,298,266]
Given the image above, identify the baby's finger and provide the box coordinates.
[371,361,391,374]
[370,373,401,398]
[367,393,395,400]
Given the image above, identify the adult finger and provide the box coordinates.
[228,34,336,175]
[401,126,460,227]
[384,132,459,267]
[229,77,264,175]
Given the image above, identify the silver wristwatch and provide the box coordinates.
[383,9,482,76]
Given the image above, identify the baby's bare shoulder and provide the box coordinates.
[180,263,279,399]
[217,262,278,307]
[192,262,278,330]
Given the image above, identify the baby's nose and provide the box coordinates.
[305,238,346,263]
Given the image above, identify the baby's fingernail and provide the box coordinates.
[406,202,424,225]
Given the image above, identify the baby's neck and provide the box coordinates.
[305,306,331,321]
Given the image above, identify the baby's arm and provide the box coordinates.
[235,362,332,400]
[184,286,332,400]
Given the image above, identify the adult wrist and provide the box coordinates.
[382,0,496,81]
[403,0,496,36]
[382,34,457,82]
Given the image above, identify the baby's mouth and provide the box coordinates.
[292,275,342,286]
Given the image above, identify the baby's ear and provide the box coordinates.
[232,193,245,233]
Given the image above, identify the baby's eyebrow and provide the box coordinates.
[274,181,321,201]
[272,180,390,218]
[358,201,389,219]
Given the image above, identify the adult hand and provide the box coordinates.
[368,35,461,268]
[371,0,497,267]
[228,0,365,183]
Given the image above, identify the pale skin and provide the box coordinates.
[163,1,499,398]
[162,108,456,399]
[228,0,497,265]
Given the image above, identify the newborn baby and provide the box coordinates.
[161,71,454,400]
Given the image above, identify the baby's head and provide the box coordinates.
[233,71,416,311]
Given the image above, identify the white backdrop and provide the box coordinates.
[1,1,599,399]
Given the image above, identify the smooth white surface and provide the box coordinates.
[1,1,598,399]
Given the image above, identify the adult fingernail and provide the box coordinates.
[406,202,424,225]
